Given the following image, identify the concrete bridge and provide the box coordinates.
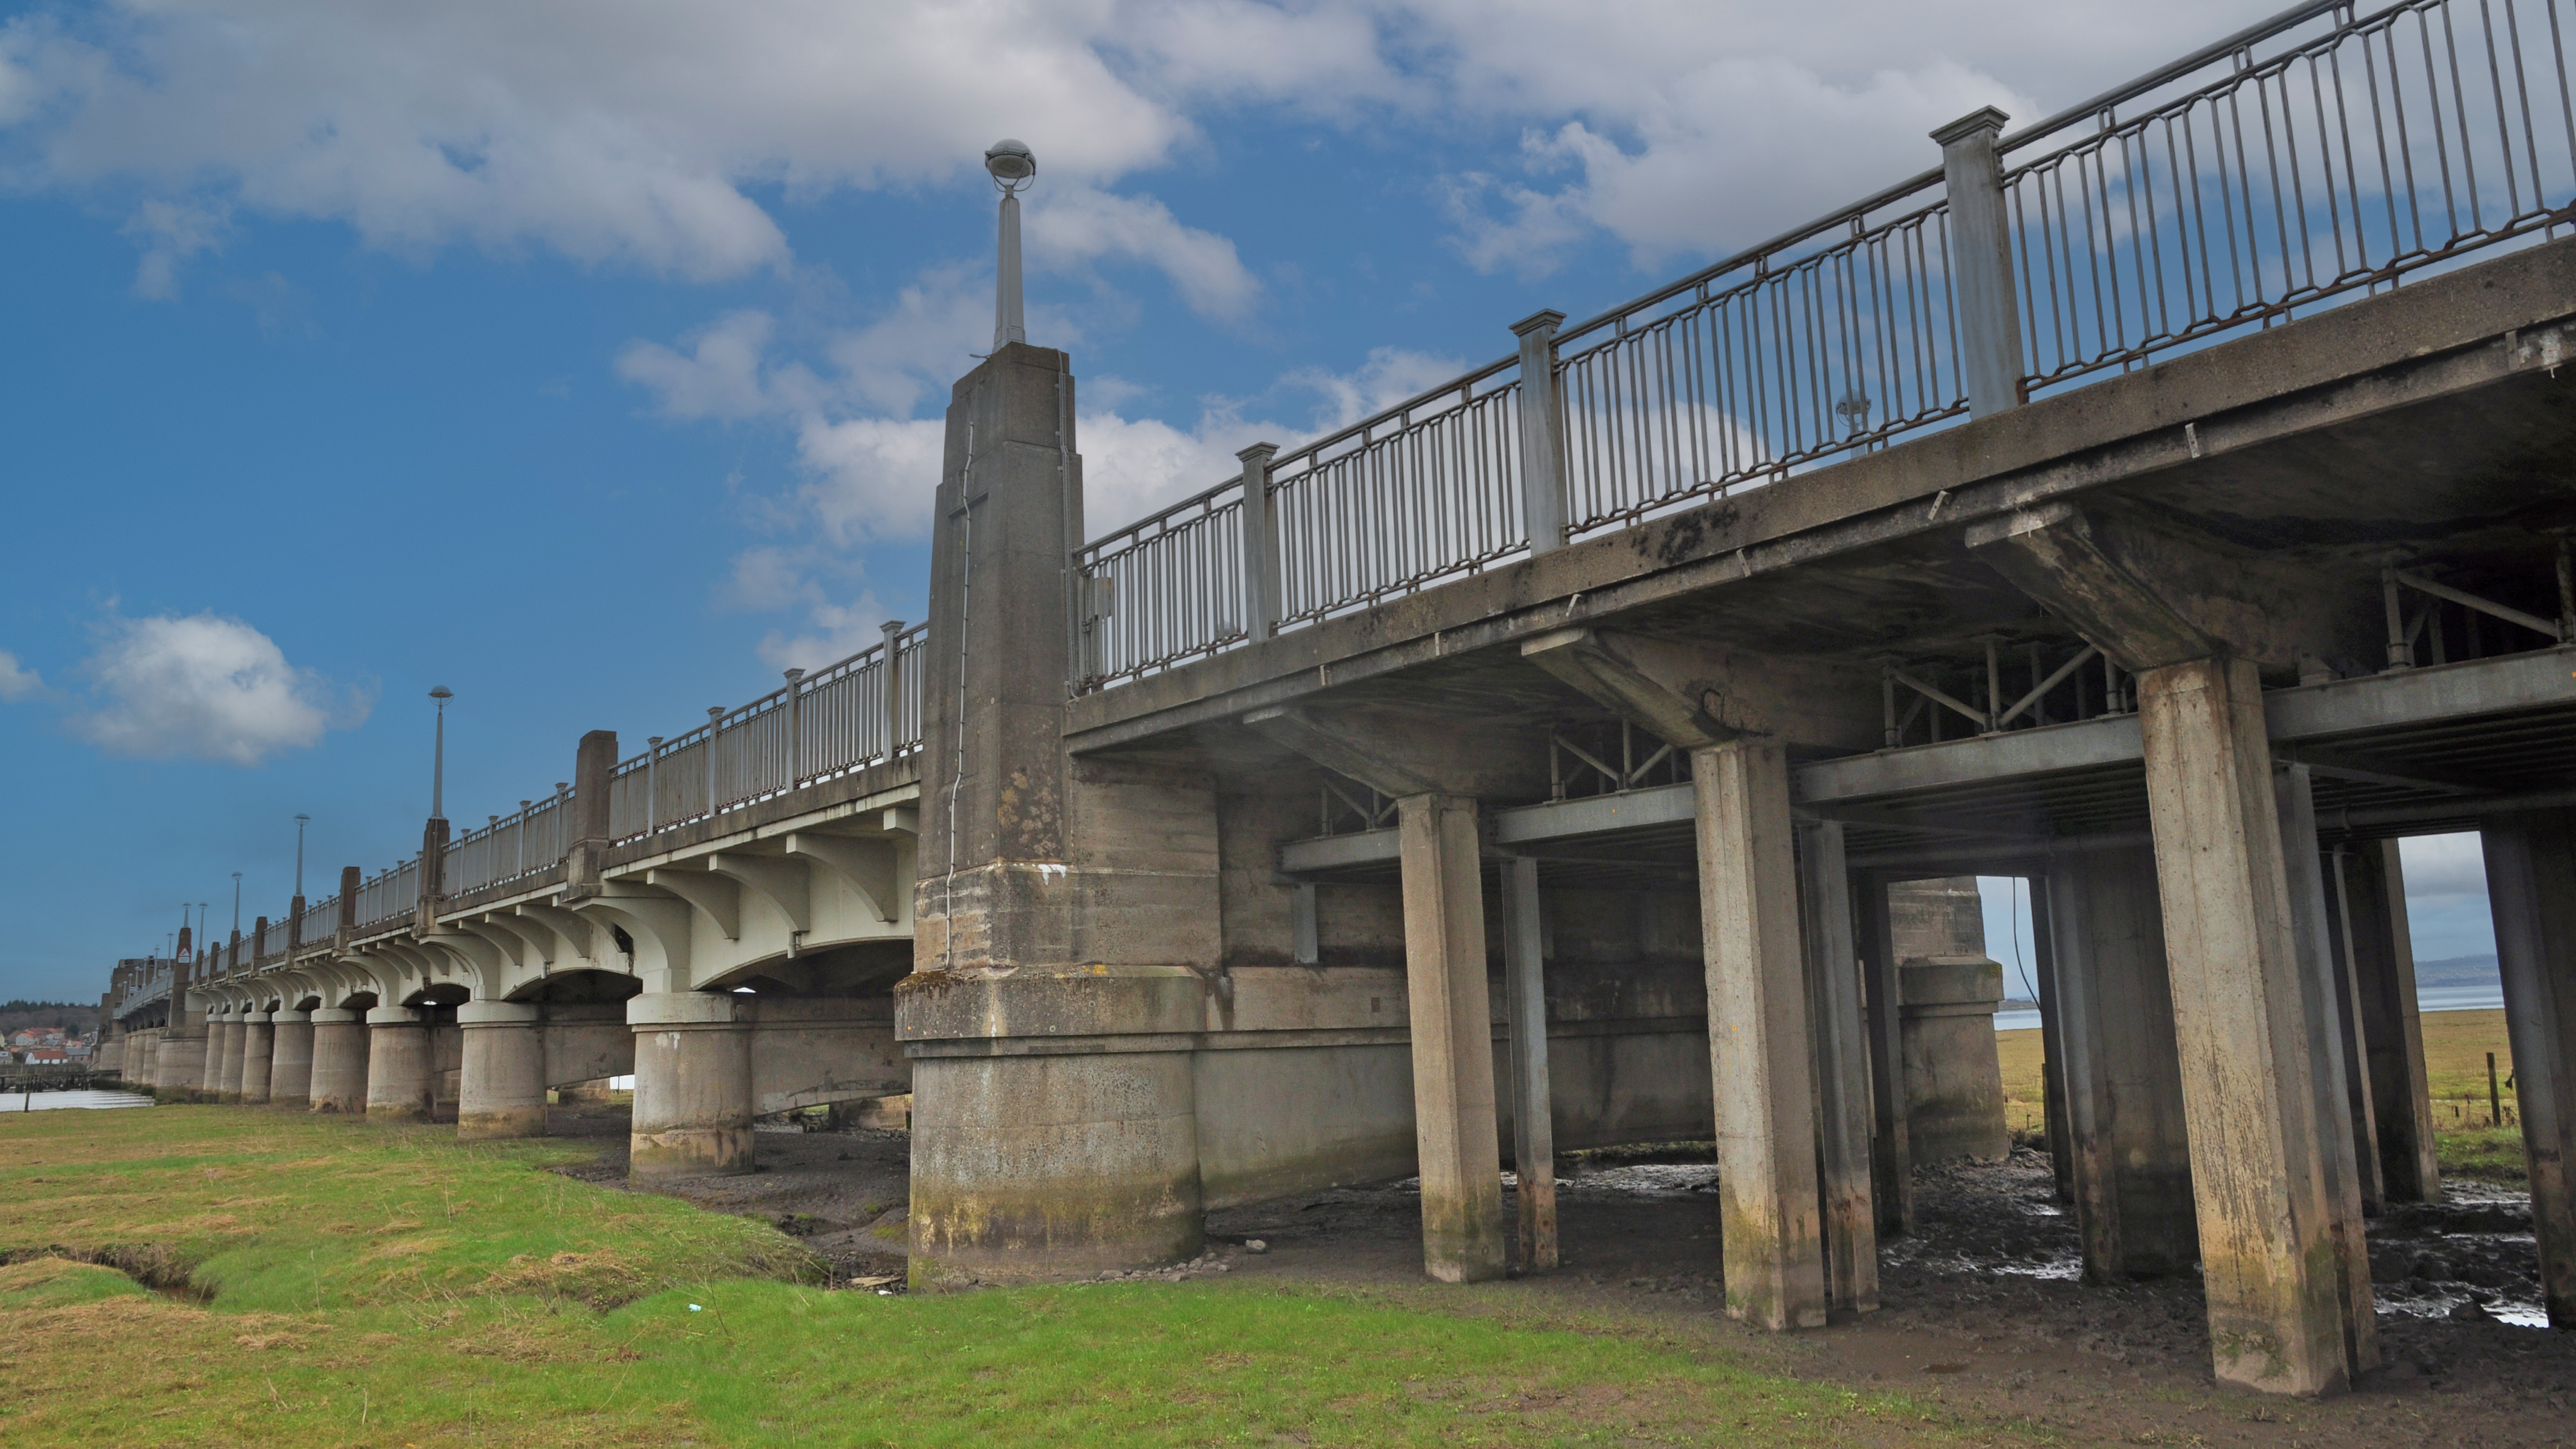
[95,0,2576,1396]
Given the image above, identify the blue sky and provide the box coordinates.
[0,1,2449,1000]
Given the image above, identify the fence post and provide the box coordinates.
[1511,310,1569,554]
[706,706,725,817]
[337,865,358,949]
[1931,107,2026,418]
[782,669,806,788]
[881,619,908,758]
[1236,442,1281,638]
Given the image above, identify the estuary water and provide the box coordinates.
[0,1090,153,1111]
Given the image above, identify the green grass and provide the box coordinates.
[0,1106,1961,1448]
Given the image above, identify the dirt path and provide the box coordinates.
[585,1113,2575,1446]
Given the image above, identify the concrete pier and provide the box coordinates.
[1694,735,1826,1331]
[2334,840,2441,1204]
[1396,792,1507,1283]
[457,1001,547,1140]
[1898,956,2008,1164]
[237,1010,274,1104]
[2140,658,2371,1395]
[268,1009,314,1105]
[204,1015,237,1100]
[364,1006,437,1121]
[308,1008,368,1113]
[2480,811,2576,1327]
[627,993,753,1177]
[1801,819,1879,1312]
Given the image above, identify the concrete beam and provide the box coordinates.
[1967,501,2364,673]
[1518,627,1879,752]
[784,834,898,924]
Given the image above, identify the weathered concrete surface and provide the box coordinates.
[2140,658,2371,1395]
[1499,854,1558,1273]
[237,1012,274,1104]
[1899,956,2008,1164]
[308,1009,367,1113]
[363,1007,437,1122]
[1694,735,1826,1331]
[457,1001,546,1140]
[205,1016,238,1101]
[2480,811,2576,1328]
[627,992,754,1178]
[1802,819,1879,1312]
[1395,792,1506,1284]
[2045,843,2196,1280]
[268,1010,313,1105]
[2336,840,2441,1204]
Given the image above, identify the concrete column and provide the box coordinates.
[1856,873,1912,1235]
[2274,765,2378,1373]
[307,1009,368,1113]
[1498,854,1558,1274]
[1900,956,2009,1163]
[628,993,755,1178]
[1692,736,1826,1331]
[1395,793,1507,1283]
[2139,657,2371,1395]
[268,1010,314,1105]
[1799,819,1879,1313]
[457,1001,547,1141]
[202,1015,234,1098]
[364,1006,437,1121]
[2029,879,2077,1204]
[2480,812,2576,1326]
[237,1012,274,1104]
[154,1029,205,1098]
[2335,839,2440,1203]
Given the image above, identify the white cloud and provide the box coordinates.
[0,649,49,702]
[2400,833,2491,904]
[1028,187,1259,322]
[1,1,2284,299]
[63,612,362,765]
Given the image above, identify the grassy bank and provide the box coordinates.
[1997,1007,2532,1182]
[0,1106,1954,1448]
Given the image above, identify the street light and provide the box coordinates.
[985,139,1035,350]
[428,685,454,820]
[293,813,310,898]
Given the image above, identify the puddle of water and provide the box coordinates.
[0,1090,153,1112]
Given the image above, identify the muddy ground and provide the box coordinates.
[571,1107,2576,1446]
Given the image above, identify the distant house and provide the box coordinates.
[25,1048,67,1063]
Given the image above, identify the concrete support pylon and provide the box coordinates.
[1855,873,1912,1235]
[2479,811,2576,1326]
[156,1027,205,1099]
[2139,657,2371,1395]
[2044,842,2196,1281]
[1498,854,1558,1274]
[628,993,755,1178]
[201,1014,231,1099]
[458,1001,547,1141]
[2334,840,2441,1203]
[238,1012,274,1104]
[364,1006,438,1121]
[1394,792,1507,1283]
[1692,735,1827,1331]
[213,1015,246,1101]
[268,1010,314,1106]
[1798,818,1879,1313]
[307,1009,369,1113]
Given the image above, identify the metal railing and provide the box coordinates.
[2005,0,2576,391]
[1072,0,2576,694]
[606,622,927,844]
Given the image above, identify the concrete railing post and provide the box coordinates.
[1236,443,1282,639]
[1511,310,1569,555]
[1931,108,2026,418]
[416,818,448,935]
[782,668,806,785]
[336,864,359,950]
[565,729,618,897]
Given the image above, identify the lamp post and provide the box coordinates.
[985,139,1035,349]
[428,686,454,821]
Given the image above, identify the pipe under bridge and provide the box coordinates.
[98,0,2576,1397]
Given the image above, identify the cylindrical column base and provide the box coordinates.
[365,1007,437,1122]
[458,1001,547,1141]
[205,1018,239,1100]
[268,1011,315,1105]
[238,1013,275,1104]
[628,994,755,1179]
[154,1033,206,1099]
[308,1010,370,1113]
